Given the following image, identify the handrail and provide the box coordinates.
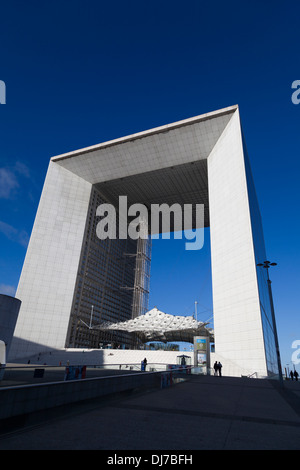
[4,362,175,369]
[247,372,258,378]
[0,364,195,391]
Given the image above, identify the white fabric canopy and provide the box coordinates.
[95,307,214,343]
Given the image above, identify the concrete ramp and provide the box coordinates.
[0,375,300,449]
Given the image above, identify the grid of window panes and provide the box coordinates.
[131,237,152,318]
[66,186,150,349]
[243,137,279,376]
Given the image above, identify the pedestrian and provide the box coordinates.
[213,361,218,376]
[290,370,294,381]
[218,361,222,376]
[143,358,147,371]
[294,370,298,381]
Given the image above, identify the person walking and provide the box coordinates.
[290,370,294,381]
[213,361,218,376]
[217,361,222,377]
[294,370,298,381]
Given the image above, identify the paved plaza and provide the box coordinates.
[0,375,300,450]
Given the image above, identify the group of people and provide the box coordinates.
[213,361,222,376]
[289,370,299,381]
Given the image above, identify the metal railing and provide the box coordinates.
[247,372,258,378]
[0,362,197,388]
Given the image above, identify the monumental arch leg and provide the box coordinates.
[207,110,268,377]
[9,162,92,360]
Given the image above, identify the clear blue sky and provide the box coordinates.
[0,0,299,369]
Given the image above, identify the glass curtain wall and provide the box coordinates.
[66,186,151,349]
[242,134,279,376]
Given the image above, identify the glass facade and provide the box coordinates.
[242,134,280,376]
[65,186,151,349]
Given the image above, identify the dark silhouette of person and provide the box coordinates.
[293,370,298,381]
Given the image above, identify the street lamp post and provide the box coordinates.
[89,305,94,329]
[257,261,283,387]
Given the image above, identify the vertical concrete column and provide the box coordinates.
[0,294,21,357]
[207,110,267,377]
[9,162,92,360]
